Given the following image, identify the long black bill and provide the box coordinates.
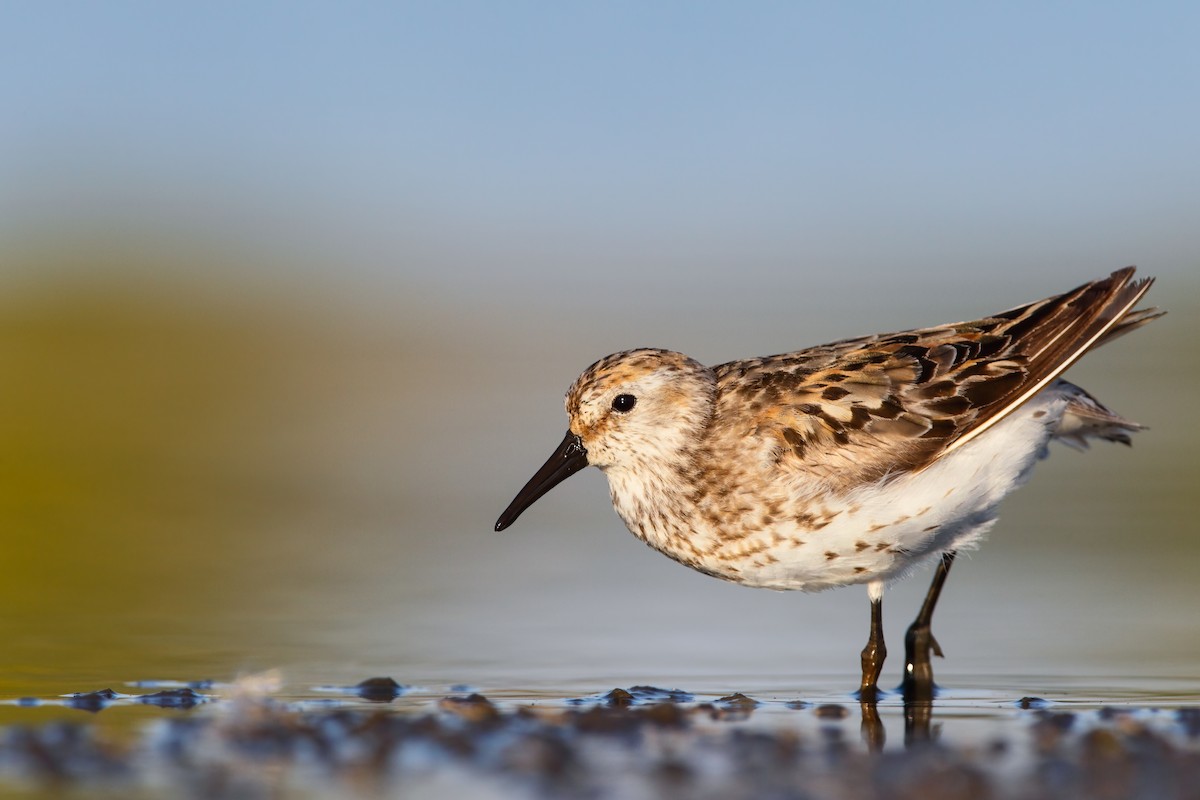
[495,431,589,531]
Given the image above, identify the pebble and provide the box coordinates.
[0,683,1194,799]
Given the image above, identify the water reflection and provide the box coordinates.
[7,675,1200,798]
[858,697,938,751]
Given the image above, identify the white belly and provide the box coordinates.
[713,387,1069,591]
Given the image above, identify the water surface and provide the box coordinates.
[0,272,1196,785]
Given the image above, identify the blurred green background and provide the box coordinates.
[1,4,1198,700]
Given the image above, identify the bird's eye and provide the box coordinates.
[611,394,637,413]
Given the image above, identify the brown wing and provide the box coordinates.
[712,267,1159,487]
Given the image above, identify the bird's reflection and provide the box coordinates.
[858,694,939,752]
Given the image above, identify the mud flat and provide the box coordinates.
[0,680,1197,799]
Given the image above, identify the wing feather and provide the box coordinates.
[712,268,1159,488]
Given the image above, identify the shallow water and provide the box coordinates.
[0,670,1196,799]
[0,670,1194,743]
[0,277,1197,795]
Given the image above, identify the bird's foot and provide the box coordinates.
[902,621,943,702]
[856,684,884,704]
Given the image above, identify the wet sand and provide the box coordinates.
[1,678,1197,799]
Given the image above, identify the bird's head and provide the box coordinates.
[495,348,714,531]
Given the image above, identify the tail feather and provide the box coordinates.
[1054,381,1145,451]
[943,266,1157,456]
[1097,305,1166,347]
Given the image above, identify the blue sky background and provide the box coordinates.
[2,2,1197,309]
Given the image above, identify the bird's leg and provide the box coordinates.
[857,589,886,703]
[903,551,956,702]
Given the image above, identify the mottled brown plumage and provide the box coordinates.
[702,266,1159,492]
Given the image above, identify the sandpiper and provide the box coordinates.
[496,268,1160,700]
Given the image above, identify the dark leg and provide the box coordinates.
[903,551,957,702]
[858,596,887,703]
